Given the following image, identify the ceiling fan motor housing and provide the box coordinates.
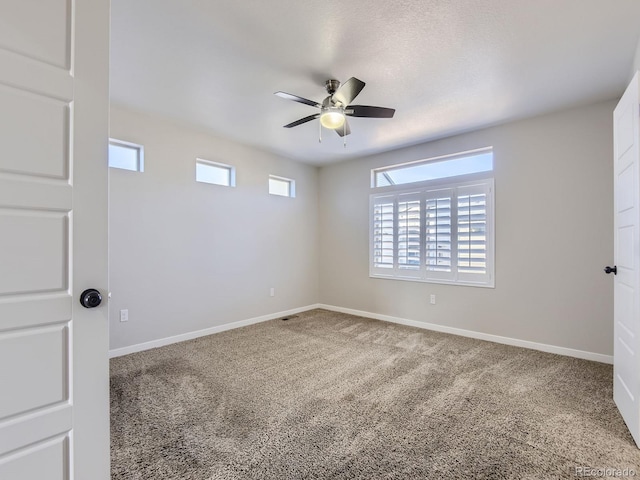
[325,79,340,95]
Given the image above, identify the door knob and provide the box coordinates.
[80,289,102,308]
[604,266,617,275]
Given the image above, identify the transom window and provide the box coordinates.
[370,149,494,287]
[373,149,492,187]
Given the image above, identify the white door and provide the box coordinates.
[613,71,640,447]
[0,1,110,478]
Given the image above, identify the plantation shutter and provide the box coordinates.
[456,183,492,284]
[370,178,493,287]
[425,188,454,282]
[372,195,395,272]
[371,193,421,278]
[397,193,421,278]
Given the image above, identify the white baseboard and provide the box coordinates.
[109,303,613,365]
[109,304,322,358]
[316,304,613,365]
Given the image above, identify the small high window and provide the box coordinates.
[196,159,235,187]
[269,175,295,197]
[109,139,144,172]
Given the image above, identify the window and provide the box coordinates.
[269,175,295,197]
[108,139,144,172]
[196,159,235,187]
[373,150,492,187]
[370,149,494,287]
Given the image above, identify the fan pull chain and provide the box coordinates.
[318,120,322,143]
[344,123,346,148]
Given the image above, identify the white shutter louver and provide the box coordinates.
[373,199,394,269]
[457,192,487,274]
[425,195,452,273]
[398,197,420,270]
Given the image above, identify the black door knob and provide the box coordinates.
[80,289,102,308]
[604,266,617,275]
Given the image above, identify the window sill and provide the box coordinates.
[369,273,495,289]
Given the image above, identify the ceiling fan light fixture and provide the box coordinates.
[320,107,345,129]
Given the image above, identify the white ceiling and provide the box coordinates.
[110,0,640,166]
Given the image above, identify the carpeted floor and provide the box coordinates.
[110,309,640,479]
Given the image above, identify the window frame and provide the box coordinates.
[269,175,296,198]
[369,172,495,288]
[108,138,144,172]
[195,158,236,187]
[371,147,493,188]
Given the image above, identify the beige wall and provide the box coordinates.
[633,34,640,78]
[318,100,615,356]
[109,106,319,350]
[110,100,616,356]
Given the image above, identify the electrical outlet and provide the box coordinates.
[120,309,129,322]
[270,287,275,297]
[430,294,436,305]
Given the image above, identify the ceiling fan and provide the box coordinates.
[274,77,395,143]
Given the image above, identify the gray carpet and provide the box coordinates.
[110,309,640,479]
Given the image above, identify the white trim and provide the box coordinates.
[316,304,613,365]
[109,302,613,365]
[108,304,321,358]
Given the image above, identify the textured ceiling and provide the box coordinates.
[110,0,640,165]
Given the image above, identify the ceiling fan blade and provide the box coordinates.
[283,113,320,128]
[346,105,395,118]
[274,91,321,108]
[334,119,351,137]
[333,77,365,106]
